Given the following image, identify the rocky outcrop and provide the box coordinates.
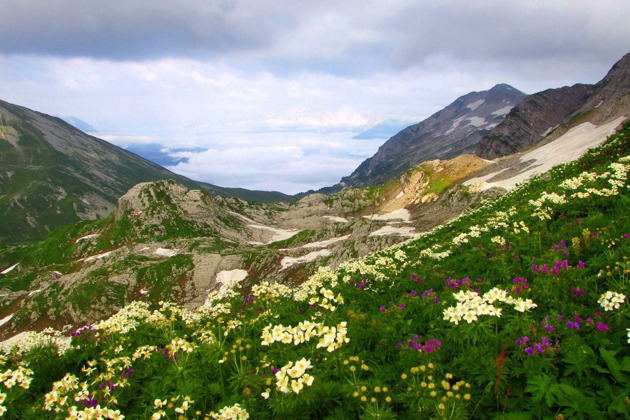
[476,52,630,160]
[475,84,593,159]
[339,84,526,188]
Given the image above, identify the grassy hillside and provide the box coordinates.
[0,121,628,419]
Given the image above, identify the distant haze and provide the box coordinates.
[1,0,629,194]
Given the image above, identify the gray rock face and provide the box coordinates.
[475,84,594,159]
[476,52,630,160]
[340,84,526,188]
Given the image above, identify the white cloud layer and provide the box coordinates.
[1,0,629,193]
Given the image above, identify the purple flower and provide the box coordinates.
[578,260,585,269]
[516,338,523,345]
[399,303,406,309]
[534,343,544,353]
[410,290,417,296]
[597,322,609,331]
[525,347,535,355]
[379,306,386,312]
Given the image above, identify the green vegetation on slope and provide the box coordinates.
[0,121,629,419]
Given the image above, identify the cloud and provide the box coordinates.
[1,1,629,194]
[166,132,384,194]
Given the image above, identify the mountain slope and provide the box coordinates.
[0,118,628,419]
[0,99,293,243]
[340,84,526,188]
[476,52,630,159]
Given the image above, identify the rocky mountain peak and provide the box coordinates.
[476,52,630,160]
[338,84,526,188]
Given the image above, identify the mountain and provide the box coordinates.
[0,119,628,419]
[352,119,417,139]
[476,52,630,159]
[58,116,96,133]
[339,84,527,188]
[0,99,294,243]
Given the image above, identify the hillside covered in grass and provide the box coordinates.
[0,121,629,419]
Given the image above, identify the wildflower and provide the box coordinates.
[598,291,626,311]
[597,322,609,331]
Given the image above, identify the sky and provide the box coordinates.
[1,0,629,194]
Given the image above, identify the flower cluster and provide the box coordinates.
[275,358,314,394]
[152,395,194,419]
[398,336,442,353]
[443,288,537,324]
[516,336,556,356]
[261,321,349,352]
[308,287,344,311]
[165,337,196,358]
[598,291,626,311]
[0,365,33,389]
[211,403,250,419]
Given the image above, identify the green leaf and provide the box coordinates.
[599,348,627,384]
[525,374,556,407]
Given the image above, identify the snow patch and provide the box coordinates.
[465,117,626,191]
[154,248,179,257]
[82,251,115,263]
[1,263,19,275]
[323,215,349,223]
[490,106,513,117]
[216,269,248,288]
[76,233,99,242]
[364,209,411,222]
[280,250,332,270]
[247,224,301,244]
[467,99,485,111]
[369,226,419,238]
[27,289,42,297]
[468,117,486,127]
[0,314,14,327]
[444,116,466,135]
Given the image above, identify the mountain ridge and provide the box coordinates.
[339,83,527,188]
[476,52,630,159]
[0,99,297,243]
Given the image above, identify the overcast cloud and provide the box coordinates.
[1,0,629,194]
